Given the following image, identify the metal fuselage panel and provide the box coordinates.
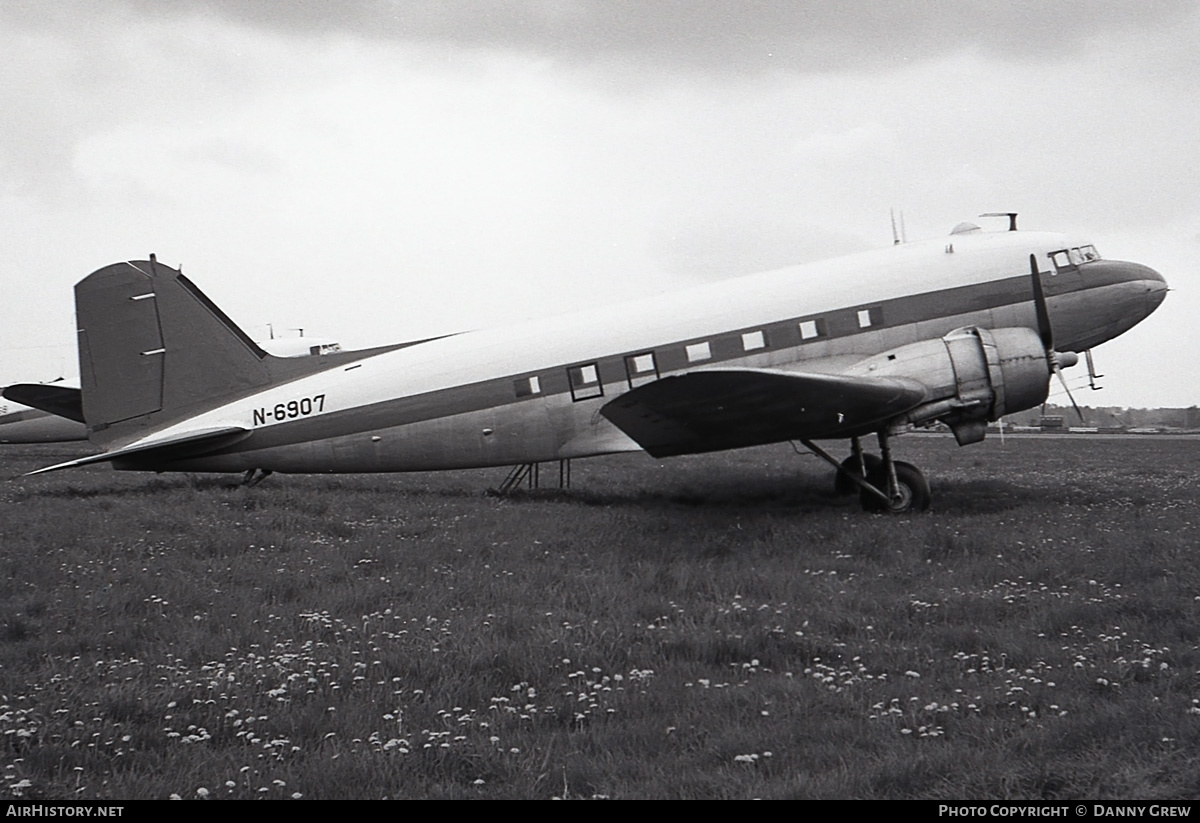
[0,406,88,443]
[143,231,1165,473]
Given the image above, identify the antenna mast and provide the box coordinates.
[890,209,907,244]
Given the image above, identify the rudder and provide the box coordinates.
[77,257,272,446]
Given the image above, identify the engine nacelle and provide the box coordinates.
[843,326,1050,445]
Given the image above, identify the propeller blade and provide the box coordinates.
[1029,253,1053,352]
[1030,251,1080,419]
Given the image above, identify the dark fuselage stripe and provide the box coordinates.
[229,264,1112,453]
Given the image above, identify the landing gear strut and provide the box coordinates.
[804,433,930,514]
[833,441,881,496]
[241,468,273,487]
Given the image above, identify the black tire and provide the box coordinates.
[859,460,931,513]
[834,452,882,496]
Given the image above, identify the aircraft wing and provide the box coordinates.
[3,384,85,423]
[599,368,927,458]
[23,426,251,477]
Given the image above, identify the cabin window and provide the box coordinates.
[799,319,825,340]
[857,307,883,329]
[625,352,659,388]
[514,375,541,398]
[568,363,603,401]
[741,330,767,351]
[686,342,712,362]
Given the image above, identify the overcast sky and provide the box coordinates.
[2,1,1196,408]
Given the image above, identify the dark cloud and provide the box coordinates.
[7,1,1196,76]
[114,0,1200,74]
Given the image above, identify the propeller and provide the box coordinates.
[1029,254,1084,422]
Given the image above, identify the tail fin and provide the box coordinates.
[74,257,416,451]
[76,257,275,446]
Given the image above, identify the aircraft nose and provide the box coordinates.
[1123,261,1169,313]
[1095,259,1168,314]
[1140,263,1168,312]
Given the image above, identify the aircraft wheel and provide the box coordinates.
[860,461,931,514]
[834,452,881,495]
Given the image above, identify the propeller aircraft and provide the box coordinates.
[4,216,1167,512]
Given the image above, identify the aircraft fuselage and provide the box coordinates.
[0,403,87,444]
[132,228,1165,474]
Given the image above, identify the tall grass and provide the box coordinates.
[1,435,1198,799]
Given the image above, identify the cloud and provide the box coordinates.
[0,2,1195,405]
[793,122,895,163]
[10,1,1198,77]
[653,215,871,279]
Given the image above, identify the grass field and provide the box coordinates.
[2,435,1199,800]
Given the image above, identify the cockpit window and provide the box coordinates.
[1049,245,1101,273]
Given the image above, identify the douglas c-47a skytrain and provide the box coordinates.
[4,215,1167,513]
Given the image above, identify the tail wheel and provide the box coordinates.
[834,452,882,495]
[860,460,931,514]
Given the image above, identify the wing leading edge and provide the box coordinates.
[599,368,927,458]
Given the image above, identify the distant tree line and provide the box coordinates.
[1007,405,1200,431]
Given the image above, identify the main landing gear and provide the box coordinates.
[241,468,273,487]
[803,433,931,514]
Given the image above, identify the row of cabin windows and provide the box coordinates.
[512,306,884,401]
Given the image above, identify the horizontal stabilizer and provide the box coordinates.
[3,384,84,423]
[24,426,250,477]
[600,368,927,458]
